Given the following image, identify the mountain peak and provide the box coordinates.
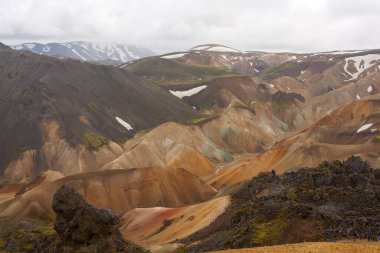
[189,44,240,53]
[12,41,155,64]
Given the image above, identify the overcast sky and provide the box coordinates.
[0,0,379,53]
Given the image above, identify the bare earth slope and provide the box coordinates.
[0,45,200,181]
[0,167,216,217]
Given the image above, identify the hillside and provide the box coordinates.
[0,45,200,182]
[0,166,216,218]
[180,157,380,252]
[208,95,380,189]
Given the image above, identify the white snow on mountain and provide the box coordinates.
[169,85,207,99]
[343,54,380,81]
[190,45,240,53]
[206,46,240,53]
[12,41,155,64]
[357,123,373,133]
[161,53,187,59]
[115,117,133,131]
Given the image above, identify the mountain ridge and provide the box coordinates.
[11,41,155,64]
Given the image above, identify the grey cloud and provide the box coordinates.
[0,0,379,53]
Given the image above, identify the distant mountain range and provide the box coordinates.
[12,41,155,64]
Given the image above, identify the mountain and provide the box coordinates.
[1,43,380,253]
[0,44,199,182]
[12,41,155,64]
[127,44,301,76]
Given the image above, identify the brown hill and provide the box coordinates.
[0,167,216,218]
[0,46,200,182]
[208,95,380,189]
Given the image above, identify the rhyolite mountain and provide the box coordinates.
[1,42,380,253]
[0,45,199,182]
[12,41,155,64]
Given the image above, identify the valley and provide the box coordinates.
[0,42,379,253]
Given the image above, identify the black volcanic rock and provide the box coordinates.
[181,156,380,252]
[52,186,147,253]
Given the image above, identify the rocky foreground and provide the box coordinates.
[0,186,148,253]
[180,156,380,252]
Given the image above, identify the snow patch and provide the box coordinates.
[356,94,360,100]
[42,46,51,52]
[313,50,366,56]
[357,123,373,133]
[343,54,380,81]
[220,55,228,61]
[72,49,87,60]
[368,85,373,93]
[161,53,187,59]
[115,117,133,131]
[191,45,210,51]
[205,46,239,53]
[24,43,36,49]
[169,85,207,99]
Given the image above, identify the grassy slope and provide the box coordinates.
[127,58,237,85]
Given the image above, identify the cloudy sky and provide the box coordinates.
[0,0,379,53]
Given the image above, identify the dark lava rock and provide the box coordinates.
[181,156,380,253]
[52,186,147,253]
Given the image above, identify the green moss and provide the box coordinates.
[176,246,186,253]
[16,229,28,238]
[273,102,291,112]
[373,136,380,142]
[261,62,296,80]
[23,243,35,251]
[86,101,101,112]
[252,217,287,245]
[34,226,56,238]
[82,131,107,150]
[287,188,298,202]
[0,239,4,247]
[233,104,255,114]
[312,187,330,201]
[191,115,219,124]
[17,88,28,100]
[241,96,251,107]
[127,58,236,84]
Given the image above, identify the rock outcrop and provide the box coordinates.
[181,156,380,252]
[52,186,147,253]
